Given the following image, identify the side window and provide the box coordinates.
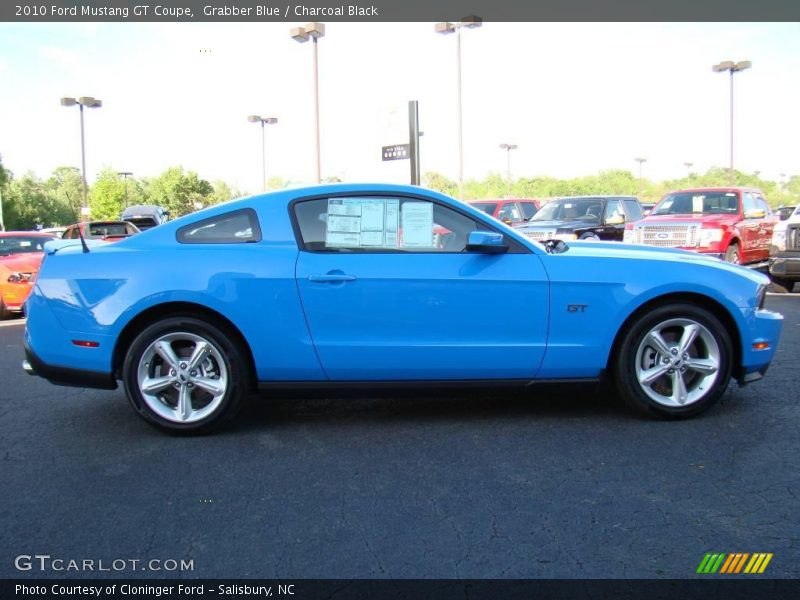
[497,203,522,223]
[742,193,758,217]
[603,199,624,223]
[520,202,538,220]
[177,209,261,244]
[623,199,643,222]
[755,197,771,215]
[294,196,483,253]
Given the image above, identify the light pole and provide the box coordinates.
[117,171,132,207]
[499,143,518,195]
[634,157,647,199]
[435,16,482,199]
[712,60,751,185]
[290,22,325,184]
[684,162,693,178]
[247,116,278,191]
[61,96,102,218]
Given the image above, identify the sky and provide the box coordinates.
[1,21,799,194]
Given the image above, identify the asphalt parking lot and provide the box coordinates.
[1,294,798,579]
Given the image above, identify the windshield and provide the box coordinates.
[126,217,157,231]
[0,235,56,256]
[652,192,739,216]
[469,202,498,216]
[529,198,602,222]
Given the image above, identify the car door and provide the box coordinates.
[293,194,549,381]
[599,199,626,241]
[741,192,768,263]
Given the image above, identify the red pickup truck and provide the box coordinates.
[623,187,777,265]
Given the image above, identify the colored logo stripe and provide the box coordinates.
[697,552,772,574]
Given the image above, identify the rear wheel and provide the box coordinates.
[613,304,733,419]
[0,299,9,320]
[122,316,248,434]
[724,243,741,264]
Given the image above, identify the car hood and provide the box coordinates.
[561,240,768,284]
[0,252,45,273]
[518,219,597,231]
[634,213,739,227]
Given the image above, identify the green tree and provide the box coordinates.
[422,172,457,197]
[45,167,84,222]
[143,167,215,217]
[88,168,128,220]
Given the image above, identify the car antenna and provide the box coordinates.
[64,190,90,253]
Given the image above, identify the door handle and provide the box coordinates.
[308,273,357,283]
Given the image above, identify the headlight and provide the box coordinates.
[772,230,786,251]
[697,228,723,247]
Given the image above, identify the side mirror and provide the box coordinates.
[606,215,624,225]
[466,231,508,254]
[745,209,765,219]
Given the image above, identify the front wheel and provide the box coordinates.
[122,317,248,434]
[724,243,741,264]
[613,304,733,419]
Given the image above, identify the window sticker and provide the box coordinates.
[400,202,434,248]
[325,197,402,249]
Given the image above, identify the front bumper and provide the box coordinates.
[23,342,117,390]
[769,251,800,280]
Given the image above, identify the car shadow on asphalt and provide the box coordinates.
[229,383,631,433]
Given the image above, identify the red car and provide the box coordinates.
[624,187,777,265]
[468,199,541,226]
[0,232,58,318]
[62,220,141,242]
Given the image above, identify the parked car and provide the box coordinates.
[515,195,644,242]
[624,187,777,265]
[0,232,58,318]
[121,205,170,231]
[769,204,800,291]
[62,221,141,242]
[23,184,781,434]
[468,199,541,226]
[776,205,797,221]
[39,226,67,237]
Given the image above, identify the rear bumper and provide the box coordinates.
[23,342,117,390]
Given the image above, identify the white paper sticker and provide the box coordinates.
[401,202,434,248]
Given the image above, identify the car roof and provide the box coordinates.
[666,186,763,194]
[0,231,58,237]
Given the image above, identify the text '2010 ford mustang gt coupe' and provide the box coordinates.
[23,184,782,434]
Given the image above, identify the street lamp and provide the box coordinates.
[499,143,518,195]
[634,157,647,199]
[290,22,325,184]
[247,116,278,191]
[712,60,751,185]
[435,16,482,199]
[118,171,132,207]
[61,96,102,217]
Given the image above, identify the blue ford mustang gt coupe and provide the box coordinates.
[23,184,782,433]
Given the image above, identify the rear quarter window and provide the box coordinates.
[177,209,261,244]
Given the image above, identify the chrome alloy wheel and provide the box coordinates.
[136,332,228,423]
[634,318,721,407]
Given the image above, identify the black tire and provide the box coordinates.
[724,243,741,264]
[122,316,248,434]
[579,232,599,241]
[612,303,733,419]
[0,299,10,320]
